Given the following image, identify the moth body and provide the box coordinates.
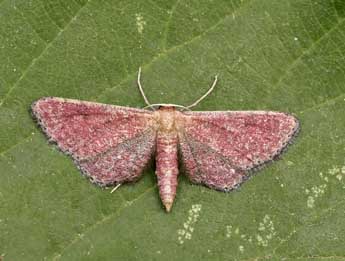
[155,107,180,212]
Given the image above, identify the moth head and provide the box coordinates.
[155,106,177,131]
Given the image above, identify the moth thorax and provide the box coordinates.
[157,106,177,132]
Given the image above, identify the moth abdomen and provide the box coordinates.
[155,130,179,212]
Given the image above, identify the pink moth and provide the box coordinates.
[31,68,299,212]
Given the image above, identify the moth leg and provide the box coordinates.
[110,183,122,193]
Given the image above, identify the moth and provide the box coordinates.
[31,68,299,212]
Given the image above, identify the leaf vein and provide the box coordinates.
[41,2,63,30]
[51,185,156,260]
[96,0,253,101]
[332,0,341,22]
[273,16,345,88]
[309,0,327,33]
[161,0,181,51]
[15,7,48,44]
[0,133,35,158]
[299,91,345,114]
[0,0,90,107]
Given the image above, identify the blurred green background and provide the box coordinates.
[1,0,345,260]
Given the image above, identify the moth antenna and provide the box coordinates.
[186,75,218,109]
[137,67,152,107]
[110,183,121,193]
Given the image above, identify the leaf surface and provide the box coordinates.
[1,0,345,260]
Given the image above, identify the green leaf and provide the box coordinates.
[1,0,345,260]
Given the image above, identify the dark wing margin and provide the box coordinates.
[178,111,300,191]
[31,97,156,186]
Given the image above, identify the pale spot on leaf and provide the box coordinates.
[306,184,326,208]
[256,214,276,247]
[177,204,202,244]
[135,13,146,34]
[307,196,315,208]
[226,225,232,238]
[305,164,344,208]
